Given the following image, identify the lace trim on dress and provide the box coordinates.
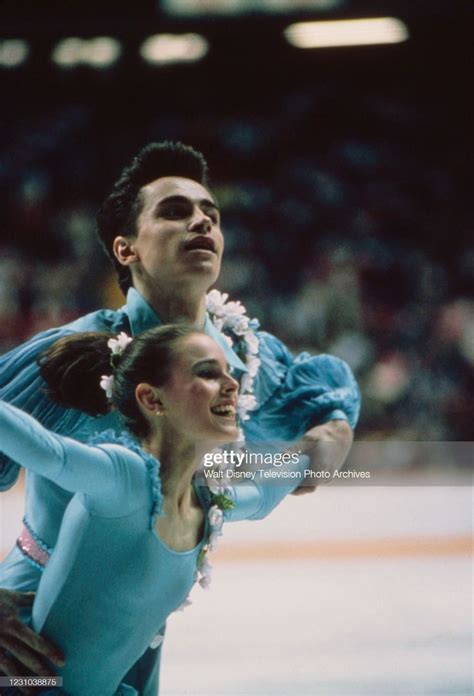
[88,430,163,528]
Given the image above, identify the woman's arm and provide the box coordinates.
[0,401,134,497]
[0,328,82,491]
[223,453,312,523]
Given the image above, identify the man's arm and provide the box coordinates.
[253,331,361,433]
[246,330,359,492]
[222,423,353,521]
[290,418,353,495]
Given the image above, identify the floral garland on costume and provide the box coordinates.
[203,289,261,496]
[195,491,235,590]
[205,289,261,427]
[173,489,235,620]
[150,491,235,648]
[179,290,262,601]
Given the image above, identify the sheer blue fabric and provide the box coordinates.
[248,332,360,443]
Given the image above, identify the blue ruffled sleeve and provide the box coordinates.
[0,328,85,490]
[245,331,361,444]
[0,307,130,491]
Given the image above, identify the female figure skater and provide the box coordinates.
[0,325,310,695]
[0,141,358,693]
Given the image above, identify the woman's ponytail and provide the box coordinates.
[39,332,115,416]
[39,324,198,436]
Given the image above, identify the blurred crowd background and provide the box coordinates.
[0,0,472,440]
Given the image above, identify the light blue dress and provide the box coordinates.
[0,400,309,696]
[0,288,360,694]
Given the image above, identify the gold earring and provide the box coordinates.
[155,409,164,417]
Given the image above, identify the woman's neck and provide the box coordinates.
[143,432,203,513]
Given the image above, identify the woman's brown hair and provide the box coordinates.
[39,325,198,438]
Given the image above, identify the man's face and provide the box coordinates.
[128,176,223,291]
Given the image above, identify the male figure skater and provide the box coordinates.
[0,142,359,690]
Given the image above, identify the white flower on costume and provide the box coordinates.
[107,332,133,355]
[199,555,212,574]
[237,394,257,421]
[246,354,261,378]
[197,554,213,589]
[240,373,253,393]
[245,331,260,355]
[208,505,224,530]
[208,532,221,552]
[206,289,260,424]
[223,300,246,317]
[206,290,229,316]
[206,479,221,495]
[198,574,212,590]
[214,478,234,495]
[226,314,249,336]
[99,375,114,399]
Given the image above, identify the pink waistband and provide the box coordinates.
[16,525,51,568]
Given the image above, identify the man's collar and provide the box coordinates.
[125,287,162,335]
[125,287,248,374]
[203,315,248,374]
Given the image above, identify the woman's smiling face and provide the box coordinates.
[158,334,239,444]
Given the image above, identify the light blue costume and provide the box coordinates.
[0,400,312,695]
[0,288,360,694]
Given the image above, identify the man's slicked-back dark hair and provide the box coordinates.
[96,141,210,294]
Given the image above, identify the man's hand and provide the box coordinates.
[0,588,64,692]
[290,419,354,495]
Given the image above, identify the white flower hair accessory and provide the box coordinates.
[99,375,114,400]
[99,331,133,400]
[107,332,133,356]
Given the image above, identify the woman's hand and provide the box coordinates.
[0,588,64,694]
